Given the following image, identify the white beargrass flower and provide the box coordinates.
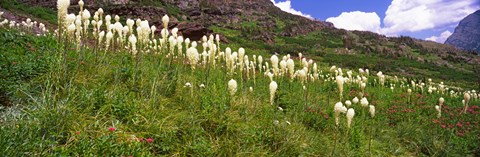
[112,15,119,22]
[286,59,294,79]
[67,23,75,33]
[57,0,70,26]
[267,72,274,82]
[439,97,444,106]
[464,93,471,102]
[273,120,279,125]
[336,76,344,99]
[359,81,366,90]
[82,9,91,20]
[228,79,237,96]
[271,55,279,75]
[369,105,375,118]
[435,105,441,118]
[162,15,169,29]
[334,102,347,126]
[172,27,178,37]
[298,69,307,83]
[346,108,355,128]
[187,47,200,69]
[129,34,137,55]
[239,47,245,65]
[360,97,369,107]
[463,93,470,113]
[184,38,191,47]
[352,97,359,104]
[184,82,192,88]
[98,31,105,43]
[258,55,263,71]
[279,60,287,75]
[345,100,352,107]
[269,81,278,105]
[106,31,113,44]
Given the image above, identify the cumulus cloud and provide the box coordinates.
[381,0,480,35]
[425,30,452,43]
[326,0,479,37]
[271,0,313,19]
[326,11,381,33]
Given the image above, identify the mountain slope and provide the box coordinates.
[445,10,480,53]
[6,0,480,87]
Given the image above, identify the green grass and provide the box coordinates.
[0,0,57,24]
[0,26,479,156]
[136,0,185,21]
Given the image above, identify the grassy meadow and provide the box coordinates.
[0,1,479,156]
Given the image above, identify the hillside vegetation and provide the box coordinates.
[0,1,479,156]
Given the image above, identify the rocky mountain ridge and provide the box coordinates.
[445,10,480,53]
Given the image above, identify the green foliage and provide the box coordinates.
[136,0,184,20]
[0,0,57,24]
[0,29,56,104]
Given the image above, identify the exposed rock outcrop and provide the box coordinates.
[445,10,480,53]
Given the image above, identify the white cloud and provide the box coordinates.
[425,30,452,43]
[271,0,313,19]
[381,0,480,35]
[325,11,381,33]
[326,0,479,37]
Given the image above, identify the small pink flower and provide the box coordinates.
[441,125,446,129]
[146,138,154,143]
[108,127,116,132]
[456,122,463,128]
[75,131,81,135]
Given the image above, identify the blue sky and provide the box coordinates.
[270,0,480,43]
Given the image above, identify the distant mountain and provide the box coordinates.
[445,10,480,53]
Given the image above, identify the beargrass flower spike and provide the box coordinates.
[228,79,237,96]
[269,81,278,105]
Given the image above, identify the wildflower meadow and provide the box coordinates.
[0,0,479,156]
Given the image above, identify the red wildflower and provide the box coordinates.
[108,127,116,132]
[146,138,154,143]
[75,131,81,135]
[441,125,446,129]
[456,122,463,128]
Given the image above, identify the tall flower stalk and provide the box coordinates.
[332,102,347,156]
[368,105,375,156]
[269,81,278,105]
